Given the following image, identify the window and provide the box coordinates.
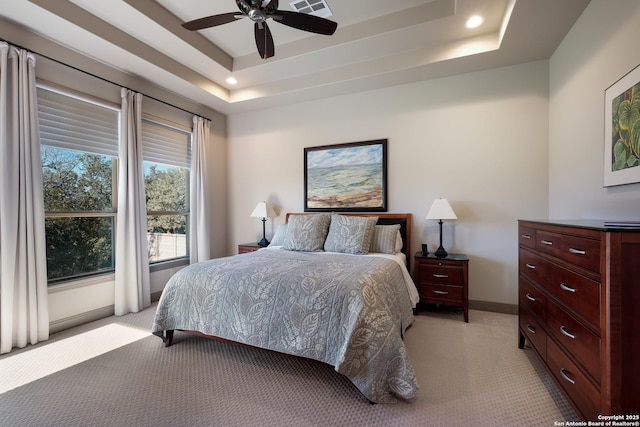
[142,118,191,263]
[37,85,119,284]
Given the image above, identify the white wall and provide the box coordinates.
[228,61,550,306]
[549,0,640,218]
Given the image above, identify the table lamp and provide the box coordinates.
[251,201,276,247]
[426,198,457,258]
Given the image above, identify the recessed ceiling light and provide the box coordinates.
[465,15,484,29]
[226,77,238,85]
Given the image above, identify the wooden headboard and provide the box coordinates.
[285,213,412,267]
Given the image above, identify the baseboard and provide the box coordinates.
[469,300,517,315]
[49,305,115,334]
[151,291,162,302]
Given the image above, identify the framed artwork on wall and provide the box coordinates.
[304,139,388,212]
[604,63,640,187]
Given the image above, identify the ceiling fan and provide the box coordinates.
[181,0,338,59]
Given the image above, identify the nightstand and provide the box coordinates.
[414,252,469,322]
[238,242,263,254]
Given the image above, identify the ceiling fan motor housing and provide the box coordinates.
[249,9,268,23]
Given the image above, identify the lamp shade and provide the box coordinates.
[426,198,457,220]
[250,201,276,219]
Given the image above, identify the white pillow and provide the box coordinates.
[270,224,287,246]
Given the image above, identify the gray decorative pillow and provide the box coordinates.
[370,224,401,254]
[324,214,378,255]
[395,229,404,253]
[282,214,331,252]
[269,224,287,246]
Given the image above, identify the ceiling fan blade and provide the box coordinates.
[262,0,279,10]
[272,10,337,35]
[254,22,275,59]
[182,12,243,31]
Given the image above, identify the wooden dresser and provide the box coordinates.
[518,220,640,419]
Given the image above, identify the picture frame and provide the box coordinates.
[604,63,640,187]
[304,139,388,212]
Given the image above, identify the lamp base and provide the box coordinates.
[435,219,448,257]
[434,246,448,258]
[258,217,269,247]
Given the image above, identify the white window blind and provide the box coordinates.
[37,87,119,157]
[142,119,191,168]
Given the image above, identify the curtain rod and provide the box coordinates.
[2,38,213,122]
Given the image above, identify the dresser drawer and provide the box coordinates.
[546,262,601,331]
[418,263,463,285]
[519,277,546,323]
[547,301,601,385]
[519,248,550,290]
[546,338,600,421]
[519,226,536,249]
[420,284,462,305]
[536,231,600,274]
[519,306,546,358]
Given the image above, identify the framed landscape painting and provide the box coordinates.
[604,63,640,187]
[304,139,388,212]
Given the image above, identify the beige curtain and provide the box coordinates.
[190,116,211,263]
[0,42,49,354]
[114,88,150,315]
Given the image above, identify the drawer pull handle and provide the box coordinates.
[526,324,536,334]
[568,248,586,255]
[560,368,576,385]
[521,234,531,239]
[433,274,449,278]
[560,326,576,339]
[541,240,553,246]
[433,290,449,295]
[560,283,576,293]
[526,263,536,269]
[525,293,536,302]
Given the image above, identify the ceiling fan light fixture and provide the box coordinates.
[249,8,268,23]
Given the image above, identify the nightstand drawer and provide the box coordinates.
[418,264,463,285]
[420,284,462,304]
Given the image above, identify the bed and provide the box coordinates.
[151,213,419,403]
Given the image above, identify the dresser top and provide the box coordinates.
[519,219,640,232]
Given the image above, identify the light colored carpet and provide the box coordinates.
[0,305,577,426]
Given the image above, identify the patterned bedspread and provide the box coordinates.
[151,248,419,403]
